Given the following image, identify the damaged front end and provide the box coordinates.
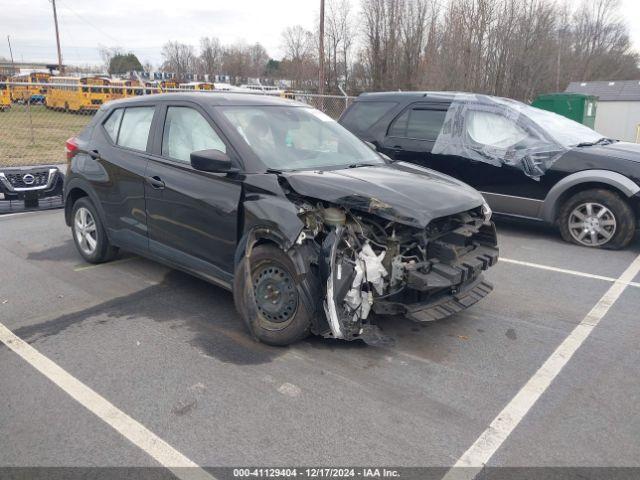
[292,196,499,343]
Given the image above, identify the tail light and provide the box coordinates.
[66,137,79,162]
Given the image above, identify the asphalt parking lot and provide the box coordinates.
[1,209,640,479]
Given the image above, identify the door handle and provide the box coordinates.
[145,175,165,189]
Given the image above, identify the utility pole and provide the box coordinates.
[51,0,64,74]
[318,0,325,100]
[7,36,15,74]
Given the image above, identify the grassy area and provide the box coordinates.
[0,104,92,167]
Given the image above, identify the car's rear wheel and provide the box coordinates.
[233,244,312,346]
[71,197,118,263]
[558,189,636,249]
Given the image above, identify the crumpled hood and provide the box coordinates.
[281,161,484,228]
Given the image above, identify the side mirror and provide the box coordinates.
[190,149,234,173]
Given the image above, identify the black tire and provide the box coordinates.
[71,197,118,263]
[233,244,312,346]
[558,188,636,249]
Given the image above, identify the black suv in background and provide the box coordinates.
[339,92,640,249]
[64,93,498,345]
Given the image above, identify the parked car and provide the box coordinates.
[339,92,640,249]
[64,93,498,345]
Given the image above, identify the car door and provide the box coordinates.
[144,102,242,285]
[379,102,466,180]
[89,104,157,252]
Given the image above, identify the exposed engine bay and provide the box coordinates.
[291,196,499,343]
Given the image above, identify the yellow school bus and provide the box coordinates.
[109,79,145,99]
[0,76,11,111]
[128,80,149,96]
[109,79,127,99]
[9,72,51,102]
[46,76,112,112]
[143,81,161,94]
[179,81,215,91]
[159,80,179,92]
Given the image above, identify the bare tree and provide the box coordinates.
[571,0,638,80]
[247,43,270,79]
[154,0,638,101]
[324,0,354,92]
[354,0,639,100]
[98,45,123,73]
[161,41,197,81]
[222,42,250,83]
[281,25,317,89]
[199,37,224,79]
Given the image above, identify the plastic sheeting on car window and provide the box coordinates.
[431,93,567,180]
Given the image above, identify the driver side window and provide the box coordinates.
[466,110,530,149]
[162,107,226,163]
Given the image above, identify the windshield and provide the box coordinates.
[519,104,604,147]
[219,106,384,170]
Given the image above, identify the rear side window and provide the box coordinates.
[340,101,396,132]
[117,106,155,151]
[162,107,226,163]
[389,107,446,140]
[103,108,123,142]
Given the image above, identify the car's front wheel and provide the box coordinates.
[558,188,636,249]
[71,197,118,263]
[233,244,312,346]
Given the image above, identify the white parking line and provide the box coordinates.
[0,322,215,480]
[501,257,640,288]
[442,252,640,480]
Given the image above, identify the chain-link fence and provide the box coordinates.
[0,81,355,168]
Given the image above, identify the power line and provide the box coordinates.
[55,0,122,45]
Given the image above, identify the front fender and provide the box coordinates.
[542,169,640,222]
[241,194,305,250]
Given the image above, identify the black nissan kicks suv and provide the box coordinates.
[339,92,640,249]
[64,93,498,345]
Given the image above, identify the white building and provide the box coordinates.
[566,80,640,142]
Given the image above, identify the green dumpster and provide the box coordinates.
[531,93,597,128]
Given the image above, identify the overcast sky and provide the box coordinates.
[2,0,640,68]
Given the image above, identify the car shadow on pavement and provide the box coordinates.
[13,269,285,366]
[26,238,81,263]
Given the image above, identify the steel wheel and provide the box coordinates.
[253,265,298,324]
[74,206,98,255]
[567,202,617,247]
